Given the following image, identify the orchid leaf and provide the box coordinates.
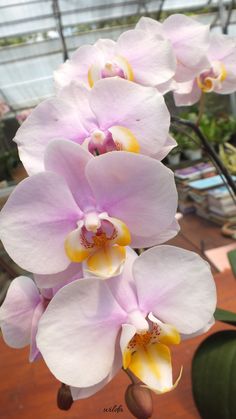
[214,307,236,326]
[228,249,236,278]
[192,330,236,419]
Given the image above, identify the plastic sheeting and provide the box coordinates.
[0,0,235,110]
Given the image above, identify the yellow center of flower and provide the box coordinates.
[64,215,131,278]
[123,320,182,394]
[88,55,134,88]
[92,232,109,247]
[197,61,227,93]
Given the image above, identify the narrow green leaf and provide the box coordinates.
[214,307,236,326]
[228,249,236,278]
[192,330,236,419]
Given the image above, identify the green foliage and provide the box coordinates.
[228,249,236,277]
[214,308,236,326]
[192,330,236,419]
[219,142,236,174]
[172,111,236,152]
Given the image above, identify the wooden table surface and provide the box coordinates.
[0,214,236,419]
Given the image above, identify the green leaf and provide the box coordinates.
[214,307,236,326]
[228,249,236,277]
[192,331,236,419]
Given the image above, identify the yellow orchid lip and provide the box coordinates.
[109,126,140,154]
[123,320,181,394]
[197,61,227,93]
[87,55,134,88]
[64,215,131,278]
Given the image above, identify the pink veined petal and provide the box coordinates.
[208,33,236,62]
[208,36,236,94]
[117,29,176,86]
[133,245,217,335]
[15,83,97,175]
[71,338,122,400]
[37,278,127,387]
[135,16,164,37]
[0,276,40,348]
[174,80,202,106]
[0,172,81,274]
[44,140,95,210]
[34,261,83,290]
[162,14,210,82]
[136,15,210,82]
[54,44,104,88]
[181,317,215,341]
[107,247,139,313]
[86,152,178,247]
[95,38,116,58]
[29,300,45,362]
[130,218,180,248]
[152,135,177,161]
[90,77,170,156]
[157,79,178,95]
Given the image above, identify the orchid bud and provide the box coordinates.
[57,383,73,411]
[125,383,153,419]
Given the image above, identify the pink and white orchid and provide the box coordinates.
[36,245,216,396]
[0,272,81,362]
[0,140,178,283]
[54,31,176,90]
[136,14,210,83]
[15,78,174,176]
[174,33,236,106]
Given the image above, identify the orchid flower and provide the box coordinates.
[36,245,216,396]
[54,31,176,90]
[0,271,81,362]
[14,78,174,176]
[0,140,178,283]
[174,33,236,106]
[136,14,210,83]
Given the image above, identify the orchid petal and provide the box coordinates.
[0,277,40,348]
[71,339,122,400]
[29,301,45,362]
[130,218,180,248]
[86,152,177,246]
[107,247,139,312]
[133,245,217,334]
[90,78,170,156]
[153,135,177,161]
[54,45,103,88]
[117,29,176,85]
[34,262,83,289]
[174,80,201,106]
[0,173,81,273]
[15,83,97,175]
[37,278,126,387]
[44,140,94,210]
[163,14,210,82]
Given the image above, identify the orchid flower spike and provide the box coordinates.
[0,272,80,362]
[54,30,176,90]
[174,33,236,106]
[0,141,178,284]
[14,78,174,176]
[136,14,210,83]
[36,246,216,397]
